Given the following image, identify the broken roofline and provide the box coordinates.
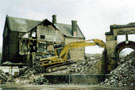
[22,19,85,39]
[64,35,85,39]
[20,19,59,39]
[26,19,58,33]
[5,15,85,38]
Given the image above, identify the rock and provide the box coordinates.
[102,51,135,87]
[0,69,8,84]
[13,53,102,85]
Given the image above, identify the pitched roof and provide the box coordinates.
[7,16,40,32]
[6,16,85,38]
[55,23,84,38]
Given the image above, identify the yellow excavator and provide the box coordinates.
[39,39,106,72]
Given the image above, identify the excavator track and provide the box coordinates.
[45,61,75,73]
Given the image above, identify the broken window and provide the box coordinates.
[19,40,28,55]
[37,42,47,52]
[40,35,45,39]
[23,33,28,38]
[32,32,36,38]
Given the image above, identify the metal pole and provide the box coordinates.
[125,33,129,44]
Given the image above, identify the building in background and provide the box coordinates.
[2,15,85,65]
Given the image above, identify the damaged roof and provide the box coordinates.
[5,15,84,38]
[55,23,84,38]
[7,16,40,32]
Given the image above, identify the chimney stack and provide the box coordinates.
[72,20,77,36]
[52,15,57,24]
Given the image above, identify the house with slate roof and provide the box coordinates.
[2,15,85,65]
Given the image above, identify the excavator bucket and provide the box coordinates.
[92,39,106,48]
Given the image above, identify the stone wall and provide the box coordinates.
[105,24,135,73]
[37,25,64,43]
[8,32,24,63]
[65,37,85,62]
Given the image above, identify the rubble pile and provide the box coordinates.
[13,54,101,85]
[49,54,101,74]
[67,58,99,74]
[101,51,135,87]
[0,69,8,84]
[14,68,48,85]
[14,72,48,85]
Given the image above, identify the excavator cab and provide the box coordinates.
[55,46,71,60]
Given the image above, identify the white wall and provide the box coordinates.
[0,66,19,75]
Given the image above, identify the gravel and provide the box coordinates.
[101,51,135,87]
[0,69,8,84]
[13,54,102,84]
[48,54,101,74]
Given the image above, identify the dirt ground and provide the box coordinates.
[0,84,135,90]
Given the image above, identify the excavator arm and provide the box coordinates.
[59,39,105,57]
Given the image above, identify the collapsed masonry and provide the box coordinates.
[2,15,85,66]
[0,54,102,84]
[12,54,102,84]
[0,70,8,84]
[101,51,135,87]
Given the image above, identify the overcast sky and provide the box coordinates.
[1,0,135,53]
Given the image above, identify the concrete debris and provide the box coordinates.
[13,60,48,84]
[0,69,8,84]
[101,51,135,87]
[14,73,48,85]
[48,54,101,74]
[13,54,101,85]
[14,67,48,85]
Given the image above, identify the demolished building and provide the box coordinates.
[2,15,85,65]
